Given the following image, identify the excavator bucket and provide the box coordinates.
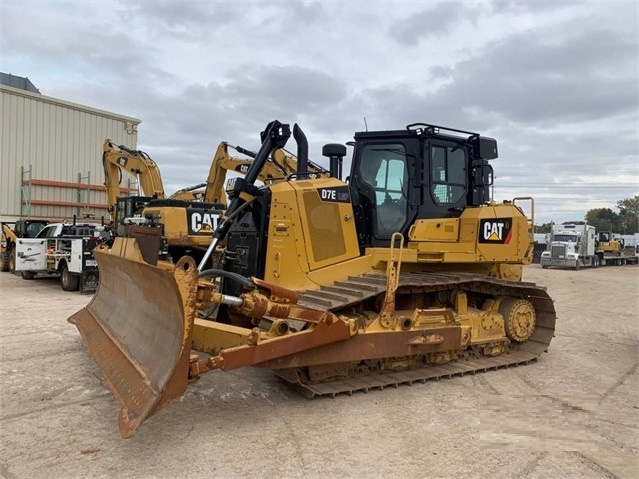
[68,249,199,438]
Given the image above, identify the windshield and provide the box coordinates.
[553,234,578,243]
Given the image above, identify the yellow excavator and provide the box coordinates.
[102,140,223,263]
[71,121,556,438]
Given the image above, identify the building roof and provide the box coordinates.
[0,72,40,93]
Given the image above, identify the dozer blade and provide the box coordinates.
[68,250,199,438]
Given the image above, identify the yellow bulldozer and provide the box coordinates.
[70,120,556,438]
[596,231,623,253]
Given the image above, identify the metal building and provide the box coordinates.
[0,75,141,223]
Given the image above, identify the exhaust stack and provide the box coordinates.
[293,124,308,176]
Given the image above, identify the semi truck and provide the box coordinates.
[540,221,599,270]
[540,221,637,269]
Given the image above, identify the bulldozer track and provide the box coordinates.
[278,271,556,398]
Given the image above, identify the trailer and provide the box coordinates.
[597,244,639,266]
[597,250,638,265]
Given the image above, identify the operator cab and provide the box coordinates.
[348,124,497,248]
[115,196,152,236]
[14,220,48,238]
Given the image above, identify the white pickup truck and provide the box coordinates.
[15,221,111,292]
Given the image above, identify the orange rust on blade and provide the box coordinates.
[252,277,299,303]
[67,250,199,438]
[69,305,159,438]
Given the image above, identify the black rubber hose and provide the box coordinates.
[198,269,254,288]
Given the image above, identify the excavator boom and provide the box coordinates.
[102,140,166,223]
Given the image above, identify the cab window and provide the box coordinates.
[25,222,46,237]
[37,226,56,238]
[431,145,466,204]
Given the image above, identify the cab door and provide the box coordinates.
[355,141,411,242]
[414,139,469,221]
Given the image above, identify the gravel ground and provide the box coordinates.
[0,264,637,479]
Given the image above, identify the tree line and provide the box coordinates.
[534,195,639,234]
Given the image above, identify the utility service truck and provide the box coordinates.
[15,220,111,292]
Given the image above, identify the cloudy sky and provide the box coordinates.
[2,0,638,225]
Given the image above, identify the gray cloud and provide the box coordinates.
[2,0,637,223]
[442,29,637,124]
[389,2,481,45]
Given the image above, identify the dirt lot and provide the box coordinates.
[0,265,637,479]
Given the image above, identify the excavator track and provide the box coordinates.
[276,271,556,398]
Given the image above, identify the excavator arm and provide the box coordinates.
[102,140,166,221]
[169,183,207,201]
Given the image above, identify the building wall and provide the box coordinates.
[0,84,141,222]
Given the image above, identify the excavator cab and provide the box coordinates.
[114,196,152,235]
